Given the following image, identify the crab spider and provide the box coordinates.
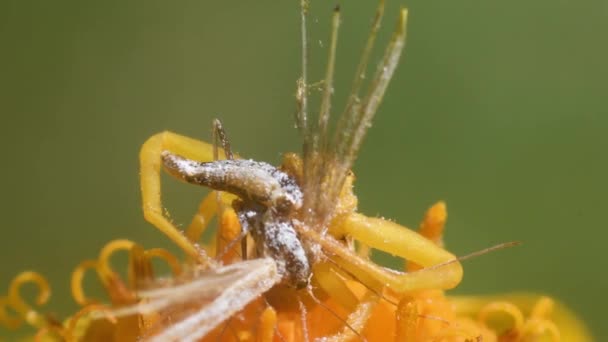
[135,3,464,339]
[139,1,462,297]
[139,128,463,293]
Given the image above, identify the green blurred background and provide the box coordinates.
[1,0,605,339]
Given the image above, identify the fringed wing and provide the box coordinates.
[296,1,408,229]
[103,258,280,341]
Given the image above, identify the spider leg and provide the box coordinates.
[297,216,462,294]
[329,213,463,292]
[140,131,228,264]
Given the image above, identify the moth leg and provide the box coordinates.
[140,131,228,264]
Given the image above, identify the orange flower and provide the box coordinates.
[0,2,592,341]
[0,201,592,341]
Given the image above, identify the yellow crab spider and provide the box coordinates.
[139,2,462,297]
[134,9,467,342]
[140,131,222,265]
[140,129,462,293]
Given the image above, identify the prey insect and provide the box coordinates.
[127,1,463,340]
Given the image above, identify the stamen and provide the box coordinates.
[395,298,418,341]
[418,201,447,246]
[530,296,554,319]
[521,319,560,340]
[145,248,183,276]
[34,324,66,342]
[262,297,287,342]
[129,243,154,288]
[258,306,278,342]
[65,304,117,341]
[215,208,245,263]
[7,271,51,328]
[185,191,218,242]
[96,239,138,304]
[478,301,525,333]
[0,296,22,329]
[70,260,100,306]
[408,201,447,271]
[97,239,136,281]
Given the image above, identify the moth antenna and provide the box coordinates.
[212,118,233,160]
[324,240,519,307]
[423,241,522,272]
[212,119,240,258]
[306,289,367,341]
[325,257,398,306]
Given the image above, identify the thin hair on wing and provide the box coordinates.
[315,6,341,159]
[106,259,269,316]
[333,0,385,154]
[303,0,387,225]
[328,8,408,203]
[297,0,311,156]
[145,258,280,342]
[303,6,342,220]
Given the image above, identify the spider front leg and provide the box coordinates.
[140,131,228,264]
[330,213,463,292]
